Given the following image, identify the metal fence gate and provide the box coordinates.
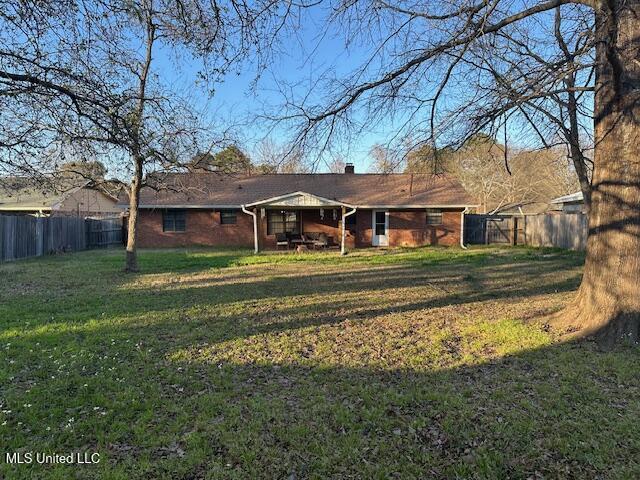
[86,217,123,248]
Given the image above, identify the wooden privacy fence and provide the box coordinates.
[464,212,588,250]
[520,213,588,250]
[0,215,123,262]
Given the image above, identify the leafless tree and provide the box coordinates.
[368,144,400,173]
[460,6,595,212]
[325,155,347,173]
[255,139,310,173]
[273,0,640,345]
[0,0,301,271]
[406,136,579,213]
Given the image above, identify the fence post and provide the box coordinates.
[483,218,489,245]
[36,217,44,257]
[0,216,4,261]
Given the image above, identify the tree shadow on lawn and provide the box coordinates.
[158,340,640,479]
[6,250,636,479]
[107,248,253,274]
[0,246,581,317]
[3,334,639,479]
[5,253,582,345]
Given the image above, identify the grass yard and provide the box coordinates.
[1,246,639,479]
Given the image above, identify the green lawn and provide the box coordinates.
[1,246,639,479]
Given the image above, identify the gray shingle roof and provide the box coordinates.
[123,173,476,208]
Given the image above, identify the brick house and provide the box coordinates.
[122,165,476,252]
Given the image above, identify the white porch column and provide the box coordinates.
[341,206,346,255]
[242,206,259,253]
[341,207,357,255]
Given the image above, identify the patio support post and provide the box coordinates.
[254,207,260,253]
[341,207,346,255]
[242,205,259,253]
[341,206,357,255]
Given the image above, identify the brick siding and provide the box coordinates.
[136,209,254,248]
[137,207,463,249]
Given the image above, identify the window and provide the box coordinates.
[426,209,443,225]
[220,209,237,225]
[345,212,357,227]
[163,209,186,232]
[374,211,387,235]
[267,210,299,235]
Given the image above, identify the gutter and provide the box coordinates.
[130,204,244,209]
[460,207,469,250]
[129,203,480,210]
[241,206,259,254]
[352,204,480,209]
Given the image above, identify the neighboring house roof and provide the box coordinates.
[550,191,584,205]
[491,201,551,215]
[0,177,82,211]
[121,173,477,209]
[0,176,117,211]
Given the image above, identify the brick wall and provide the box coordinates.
[137,207,463,249]
[355,209,462,247]
[388,209,461,247]
[137,209,254,248]
[355,209,373,247]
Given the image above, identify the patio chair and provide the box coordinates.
[288,232,304,246]
[304,232,319,241]
[312,232,329,249]
[275,233,289,250]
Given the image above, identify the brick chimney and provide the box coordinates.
[344,163,355,174]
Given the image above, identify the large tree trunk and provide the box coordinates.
[125,159,143,272]
[557,0,640,346]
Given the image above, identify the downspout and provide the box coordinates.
[341,207,357,255]
[241,205,259,254]
[460,207,469,250]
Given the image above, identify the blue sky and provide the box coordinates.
[152,8,390,173]
[149,4,594,174]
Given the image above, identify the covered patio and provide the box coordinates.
[242,192,357,254]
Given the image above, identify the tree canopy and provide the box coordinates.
[188,146,253,173]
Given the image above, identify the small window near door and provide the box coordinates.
[220,209,237,225]
[426,209,443,225]
[163,209,186,232]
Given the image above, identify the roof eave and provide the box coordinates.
[244,191,355,209]
[131,202,479,209]
[353,204,479,209]
[0,205,53,211]
[128,204,243,209]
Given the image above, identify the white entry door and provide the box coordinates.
[372,210,389,246]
